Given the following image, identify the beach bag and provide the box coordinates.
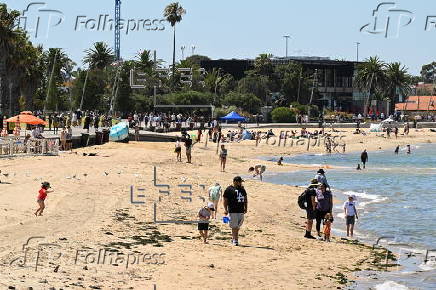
[297,190,308,209]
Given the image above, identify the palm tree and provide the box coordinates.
[354,56,387,115]
[83,42,115,70]
[254,53,274,77]
[81,42,114,110]
[385,62,412,114]
[164,2,186,74]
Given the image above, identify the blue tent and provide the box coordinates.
[219,111,246,122]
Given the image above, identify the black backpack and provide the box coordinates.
[298,189,308,209]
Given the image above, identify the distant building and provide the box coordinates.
[395,96,436,114]
[201,56,363,112]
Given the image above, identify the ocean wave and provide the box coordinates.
[342,190,388,204]
[375,281,409,290]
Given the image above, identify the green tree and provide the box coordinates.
[164,2,186,74]
[253,53,274,77]
[237,74,270,103]
[83,42,114,70]
[420,62,436,83]
[185,54,210,67]
[222,92,262,114]
[354,56,387,114]
[385,62,412,112]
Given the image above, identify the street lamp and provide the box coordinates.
[283,35,291,58]
[181,46,186,60]
[356,42,360,62]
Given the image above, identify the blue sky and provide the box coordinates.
[4,0,436,75]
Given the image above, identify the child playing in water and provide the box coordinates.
[35,182,52,216]
[323,212,334,242]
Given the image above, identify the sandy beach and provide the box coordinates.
[1,127,436,289]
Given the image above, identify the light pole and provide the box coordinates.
[356,42,360,62]
[181,46,186,60]
[283,35,290,58]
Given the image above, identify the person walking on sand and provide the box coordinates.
[208,183,222,219]
[184,135,193,163]
[219,144,228,172]
[344,195,359,238]
[35,182,53,216]
[223,176,248,246]
[360,150,368,169]
[303,179,318,239]
[174,137,182,162]
[314,183,332,238]
[315,169,330,190]
[198,202,215,244]
[249,164,266,181]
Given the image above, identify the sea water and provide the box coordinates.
[262,144,436,289]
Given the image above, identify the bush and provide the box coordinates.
[271,107,296,123]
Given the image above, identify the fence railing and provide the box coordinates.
[0,137,59,157]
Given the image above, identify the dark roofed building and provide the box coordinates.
[200,56,363,112]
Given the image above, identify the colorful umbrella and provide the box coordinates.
[6,112,47,125]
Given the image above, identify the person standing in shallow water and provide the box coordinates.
[361,149,368,169]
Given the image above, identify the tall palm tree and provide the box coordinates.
[80,42,114,110]
[354,56,387,115]
[385,62,412,114]
[164,2,186,74]
[83,42,115,70]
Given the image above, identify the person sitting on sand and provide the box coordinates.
[344,195,358,238]
[35,182,53,216]
[277,157,284,166]
[198,202,215,244]
[323,212,334,242]
[219,144,228,172]
[208,183,222,219]
[249,164,266,181]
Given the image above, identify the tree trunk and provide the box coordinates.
[172,25,176,74]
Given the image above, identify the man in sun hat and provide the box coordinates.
[223,176,248,246]
[315,168,330,190]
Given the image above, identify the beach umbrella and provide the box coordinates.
[6,112,47,125]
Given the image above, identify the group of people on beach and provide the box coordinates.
[198,176,247,246]
[301,169,358,241]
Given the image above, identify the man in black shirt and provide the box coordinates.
[223,176,248,246]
